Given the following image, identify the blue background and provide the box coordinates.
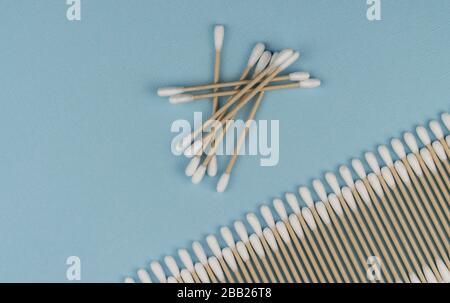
[0,0,449,282]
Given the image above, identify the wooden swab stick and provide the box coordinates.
[206,235,236,282]
[260,206,299,283]
[249,233,277,282]
[169,78,317,104]
[158,43,265,97]
[247,213,286,282]
[221,226,253,282]
[159,72,304,97]
[192,241,219,283]
[236,241,260,283]
[234,221,270,283]
[274,198,318,282]
[178,249,201,283]
[299,188,352,282]
[222,248,245,283]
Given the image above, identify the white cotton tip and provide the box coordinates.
[342,187,357,211]
[288,214,304,239]
[429,120,444,139]
[409,272,421,283]
[365,152,381,174]
[220,226,235,248]
[150,261,167,283]
[279,51,300,70]
[268,52,279,69]
[157,87,184,97]
[254,51,272,75]
[208,257,225,282]
[432,141,447,160]
[315,201,331,225]
[222,248,238,271]
[175,134,192,153]
[276,221,291,244]
[247,43,265,67]
[273,198,288,220]
[206,234,222,257]
[391,138,406,159]
[184,139,203,158]
[192,241,208,265]
[299,186,314,208]
[378,145,394,167]
[207,155,217,177]
[185,156,201,177]
[249,234,265,257]
[137,269,152,283]
[312,179,328,202]
[420,148,437,172]
[442,113,450,131]
[289,71,310,81]
[194,263,210,283]
[260,205,275,227]
[214,25,224,51]
[167,276,177,283]
[301,207,317,230]
[285,192,301,214]
[181,269,194,283]
[351,158,367,179]
[404,132,419,153]
[263,228,278,251]
[236,241,250,261]
[299,78,321,88]
[273,49,294,67]
[164,256,180,277]
[246,213,263,235]
[325,172,341,195]
[407,154,423,177]
[355,180,371,206]
[422,265,437,283]
[328,194,343,216]
[436,258,450,283]
[381,167,396,188]
[216,173,230,193]
[191,164,207,184]
[339,165,355,188]
[178,249,194,272]
[169,94,194,104]
[368,173,384,198]
[416,126,431,145]
[234,221,249,243]
[124,277,135,283]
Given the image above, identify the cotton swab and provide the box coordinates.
[158,43,265,97]
[299,188,351,282]
[273,198,318,282]
[247,212,285,282]
[137,269,152,283]
[262,227,294,283]
[249,233,276,282]
[169,78,317,104]
[261,205,299,282]
[206,234,235,282]
[222,247,244,282]
[430,120,450,159]
[192,241,218,283]
[220,226,252,282]
[178,249,201,283]
[208,256,226,283]
[150,260,167,283]
[235,241,259,282]
[234,220,269,282]
[165,256,183,283]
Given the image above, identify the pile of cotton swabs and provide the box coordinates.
[157,25,321,192]
[125,113,450,283]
